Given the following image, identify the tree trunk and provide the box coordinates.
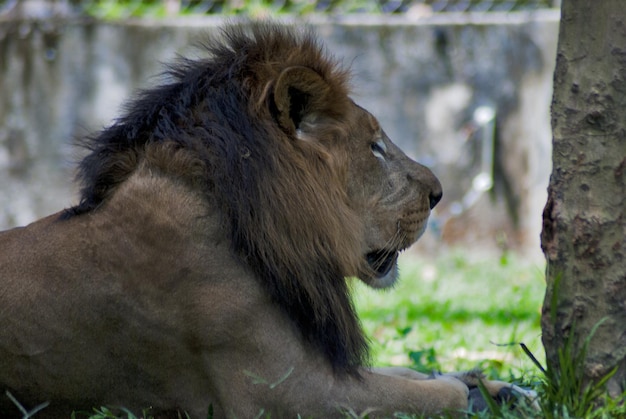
[541,0,626,397]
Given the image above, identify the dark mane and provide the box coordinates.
[65,22,369,373]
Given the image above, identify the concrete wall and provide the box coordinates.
[0,12,559,258]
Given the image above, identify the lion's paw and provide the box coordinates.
[439,370,539,413]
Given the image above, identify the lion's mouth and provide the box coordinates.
[365,249,398,279]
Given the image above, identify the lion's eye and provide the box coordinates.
[370,140,387,160]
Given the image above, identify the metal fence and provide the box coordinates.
[167,0,559,14]
[0,0,561,19]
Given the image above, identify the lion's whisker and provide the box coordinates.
[370,227,406,269]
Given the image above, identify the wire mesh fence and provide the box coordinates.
[161,0,560,14]
[0,0,561,19]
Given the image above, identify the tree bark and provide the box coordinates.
[541,0,626,397]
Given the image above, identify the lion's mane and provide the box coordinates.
[64,22,369,373]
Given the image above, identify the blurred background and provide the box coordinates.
[0,0,561,261]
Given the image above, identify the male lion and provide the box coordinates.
[0,23,527,418]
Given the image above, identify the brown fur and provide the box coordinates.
[66,23,370,373]
[0,22,520,418]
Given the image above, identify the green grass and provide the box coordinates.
[353,250,546,379]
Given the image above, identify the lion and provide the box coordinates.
[0,22,533,418]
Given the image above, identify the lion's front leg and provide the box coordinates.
[205,356,470,418]
[205,331,470,417]
[327,368,469,418]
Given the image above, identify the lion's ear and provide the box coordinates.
[272,66,330,135]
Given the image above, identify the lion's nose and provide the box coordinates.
[429,188,442,210]
[406,160,443,210]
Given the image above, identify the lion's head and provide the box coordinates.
[64,22,442,374]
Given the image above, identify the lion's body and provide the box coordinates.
[0,23,500,417]
[0,167,335,417]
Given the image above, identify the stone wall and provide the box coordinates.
[0,12,559,258]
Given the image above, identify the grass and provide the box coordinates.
[353,249,545,379]
[538,316,625,419]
